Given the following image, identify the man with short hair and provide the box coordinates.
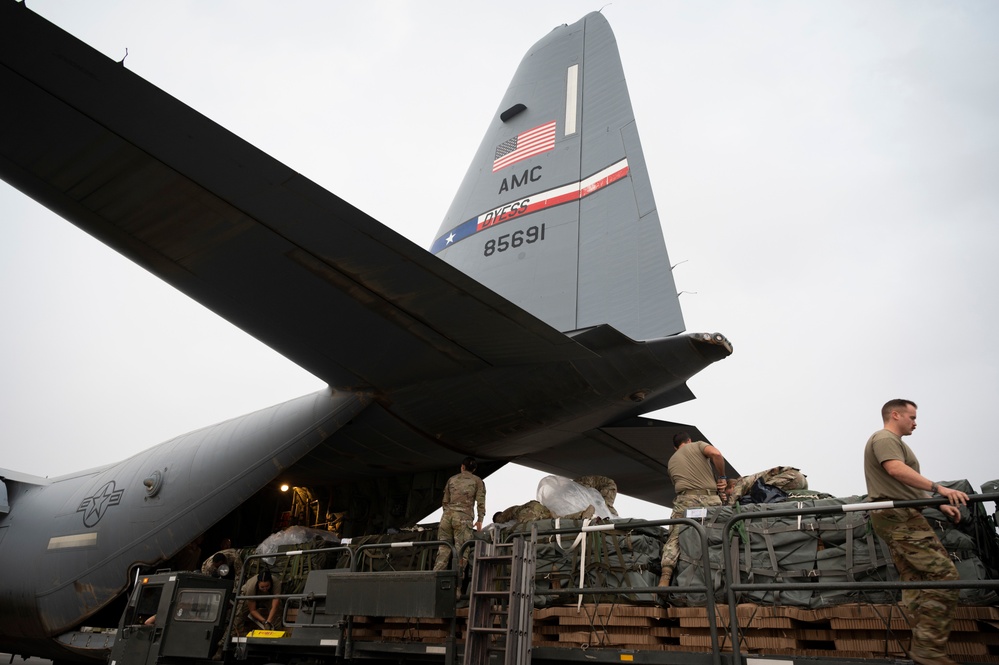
[864,399,968,665]
[433,457,486,571]
[659,432,727,586]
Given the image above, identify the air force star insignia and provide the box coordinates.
[78,481,124,527]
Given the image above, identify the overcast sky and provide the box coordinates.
[2,1,998,522]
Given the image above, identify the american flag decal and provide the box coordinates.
[492,120,557,172]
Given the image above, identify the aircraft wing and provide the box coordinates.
[0,3,594,396]
[0,469,52,486]
[1,3,736,501]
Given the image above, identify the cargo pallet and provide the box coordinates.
[110,493,999,665]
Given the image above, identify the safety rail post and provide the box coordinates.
[720,491,999,664]
[501,516,723,665]
[351,538,456,572]
[224,544,354,658]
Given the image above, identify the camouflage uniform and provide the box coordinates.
[494,500,594,524]
[200,548,243,586]
[865,428,959,659]
[870,507,958,658]
[433,469,485,571]
[495,500,551,523]
[660,440,725,585]
[659,491,722,584]
[574,475,619,516]
[725,466,807,505]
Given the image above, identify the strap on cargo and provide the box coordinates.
[552,517,594,610]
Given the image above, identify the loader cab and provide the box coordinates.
[110,572,233,665]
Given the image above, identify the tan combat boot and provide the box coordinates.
[910,655,960,665]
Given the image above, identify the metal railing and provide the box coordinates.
[226,544,353,648]
[355,537,456,572]
[719,492,999,662]
[484,492,999,662]
[341,539,461,665]
[499,517,723,665]
[219,492,999,663]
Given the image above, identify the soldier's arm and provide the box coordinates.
[881,459,932,490]
[702,444,727,487]
[247,597,261,621]
[476,479,486,529]
[882,459,968,513]
[441,480,451,510]
[266,598,281,624]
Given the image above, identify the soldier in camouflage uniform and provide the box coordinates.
[864,399,969,665]
[201,548,242,587]
[574,475,619,516]
[492,500,595,524]
[660,432,728,586]
[433,457,486,571]
[724,466,808,505]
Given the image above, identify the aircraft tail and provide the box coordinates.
[431,12,684,342]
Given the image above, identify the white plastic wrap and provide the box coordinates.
[254,526,340,565]
[536,475,612,519]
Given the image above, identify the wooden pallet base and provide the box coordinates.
[331,603,999,661]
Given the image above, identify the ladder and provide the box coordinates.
[463,535,536,665]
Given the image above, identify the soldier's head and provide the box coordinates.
[492,511,503,523]
[461,457,477,473]
[673,432,692,449]
[208,552,233,579]
[255,569,274,594]
[881,399,918,436]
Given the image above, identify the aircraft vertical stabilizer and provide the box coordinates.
[432,12,684,342]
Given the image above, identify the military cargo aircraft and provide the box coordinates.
[0,4,733,661]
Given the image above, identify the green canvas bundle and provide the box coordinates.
[499,518,666,607]
[671,483,999,608]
